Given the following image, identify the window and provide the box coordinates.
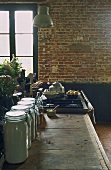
[0,11,10,61]
[0,4,38,77]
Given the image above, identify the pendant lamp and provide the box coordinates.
[33,5,54,28]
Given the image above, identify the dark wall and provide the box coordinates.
[61,82,111,123]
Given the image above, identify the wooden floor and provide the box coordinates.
[95,123,111,163]
[1,113,111,170]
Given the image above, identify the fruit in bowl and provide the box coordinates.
[66,90,80,99]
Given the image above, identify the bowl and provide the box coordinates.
[43,92,58,99]
[47,109,56,117]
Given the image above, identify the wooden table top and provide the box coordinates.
[3,113,111,170]
[30,114,111,170]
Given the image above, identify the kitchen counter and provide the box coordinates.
[42,90,96,124]
[3,113,111,169]
[35,114,111,169]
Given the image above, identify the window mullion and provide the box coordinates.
[9,9,15,60]
[33,9,38,79]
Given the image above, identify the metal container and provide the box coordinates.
[11,105,32,148]
[4,111,28,164]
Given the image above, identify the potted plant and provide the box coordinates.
[0,56,22,112]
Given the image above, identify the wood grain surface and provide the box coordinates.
[2,114,111,170]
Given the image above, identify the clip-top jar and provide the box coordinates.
[11,105,32,148]
[17,100,36,141]
[4,111,28,164]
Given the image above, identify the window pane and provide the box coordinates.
[15,11,33,33]
[0,11,9,33]
[17,57,33,76]
[0,35,10,56]
[0,57,10,64]
[16,34,33,56]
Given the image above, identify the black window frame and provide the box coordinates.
[0,4,38,79]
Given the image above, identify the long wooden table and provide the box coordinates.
[2,114,111,170]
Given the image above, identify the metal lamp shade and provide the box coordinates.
[33,6,54,28]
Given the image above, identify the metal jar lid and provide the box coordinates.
[16,92,22,96]
[5,111,26,121]
[17,100,35,105]
[11,105,30,111]
[21,97,35,102]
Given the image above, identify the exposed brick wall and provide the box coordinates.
[1,0,111,83]
[38,0,111,83]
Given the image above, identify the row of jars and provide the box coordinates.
[3,96,40,164]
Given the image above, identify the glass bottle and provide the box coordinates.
[35,92,44,126]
